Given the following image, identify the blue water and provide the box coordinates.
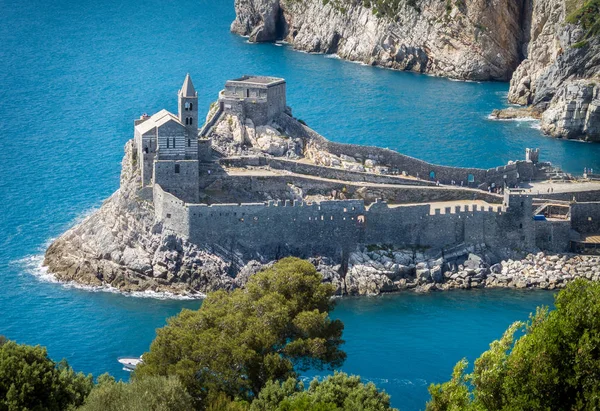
[0,0,588,409]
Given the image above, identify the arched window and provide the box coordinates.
[185,118,189,125]
[172,138,176,148]
[166,139,170,148]
[184,102,190,111]
[189,103,193,110]
[189,118,193,125]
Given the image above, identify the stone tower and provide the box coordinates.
[178,74,198,139]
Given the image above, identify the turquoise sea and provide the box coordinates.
[0,0,592,409]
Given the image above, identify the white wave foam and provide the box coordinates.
[487,114,540,124]
[324,54,341,59]
[12,253,204,301]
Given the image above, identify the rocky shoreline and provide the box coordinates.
[330,247,600,295]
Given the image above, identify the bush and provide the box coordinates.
[136,258,346,407]
[250,372,398,411]
[0,338,93,410]
[567,0,600,41]
[79,374,194,411]
[426,279,600,410]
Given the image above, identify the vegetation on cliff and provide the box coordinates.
[567,0,600,43]
[319,0,420,16]
[426,279,600,410]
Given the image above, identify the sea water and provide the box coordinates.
[0,0,587,409]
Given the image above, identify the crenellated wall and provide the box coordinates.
[153,183,562,260]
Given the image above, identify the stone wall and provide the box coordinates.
[220,156,436,186]
[153,185,556,260]
[216,174,503,204]
[276,113,536,188]
[154,160,199,203]
[571,202,600,235]
[534,220,572,252]
[153,184,189,238]
[532,190,600,203]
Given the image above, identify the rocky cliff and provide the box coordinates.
[506,0,600,141]
[232,0,600,141]
[231,0,526,81]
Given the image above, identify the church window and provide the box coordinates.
[189,103,193,110]
[172,138,176,148]
[188,139,191,147]
[175,164,180,173]
[185,118,189,125]
[166,139,170,148]
[184,102,190,111]
[189,118,193,125]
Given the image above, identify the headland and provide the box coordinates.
[44,75,600,296]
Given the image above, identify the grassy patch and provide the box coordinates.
[566,0,600,41]
[320,0,421,16]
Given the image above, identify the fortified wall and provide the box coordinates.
[138,74,600,262]
[154,183,554,258]
[274,114,542,189]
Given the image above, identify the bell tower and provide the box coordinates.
[178,74,198,139]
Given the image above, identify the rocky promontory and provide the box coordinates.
[501,0,600,141]
[43,140,600,297]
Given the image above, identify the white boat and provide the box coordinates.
[117,356,143,372]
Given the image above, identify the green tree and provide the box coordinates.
[0,338,93,410]
[136,257,346,407]
[79,374,194,411]
[250,372,398,411]
[426,279,600,411]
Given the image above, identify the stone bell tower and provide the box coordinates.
[178,74,198,139]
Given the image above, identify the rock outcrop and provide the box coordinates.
[232,0,525,81]
[505,0,600,142]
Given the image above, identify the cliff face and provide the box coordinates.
[507,0,600,141]
[232,0,600,141]
[232,0,526,81]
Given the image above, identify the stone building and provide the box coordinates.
[218,75,287,126]
[134,74,200,202]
